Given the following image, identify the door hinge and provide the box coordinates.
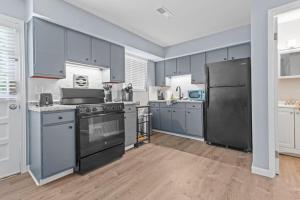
[275,150,279,158]
[274,33,278,41]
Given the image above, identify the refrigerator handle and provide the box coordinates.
[206,67,210,108]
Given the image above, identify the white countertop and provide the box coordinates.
[28,104,77,112]
[278,101,300,109]
[149,100,204,103]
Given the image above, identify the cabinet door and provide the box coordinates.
[165,59,177,77]
[191,53,206,84]
[160,108,172,132]
[171,109,186,134]
[295,111,300,150]
[228,43,251,60]
[91,38,110,67]
[150,108,160,130]
[206,48,228,63]
[42,123,75,178]
[66,30,92,64]
[125,112,137,146]
[186,109,203,137]
[177,56,191,75]
[33,18,66,78]
[110,44,125,82]
[278,108,295,149]
[155,61,166,86]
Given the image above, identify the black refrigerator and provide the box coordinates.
[205,58,252,151]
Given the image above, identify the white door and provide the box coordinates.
[0,17,22,179]
[295,110,300,150]
[278,108,295,149]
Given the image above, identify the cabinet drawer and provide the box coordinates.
[124,105,136,113]
[171,103,186,109]
[186,102,203,110]
[43,111,75,125]
[149,102,160,108]
[159,102,170,108]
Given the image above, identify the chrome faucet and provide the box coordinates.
[176,86,183,100]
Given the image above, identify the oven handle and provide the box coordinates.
[80,111,125,119]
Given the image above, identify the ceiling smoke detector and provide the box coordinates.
[156,7,174,18]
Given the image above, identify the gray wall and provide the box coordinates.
[165,25,251,59]
[0,0,25,20]
[251,0,298,170]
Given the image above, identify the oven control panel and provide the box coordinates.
[78,103,124,114]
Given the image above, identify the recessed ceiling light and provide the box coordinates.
[156,7,174,18]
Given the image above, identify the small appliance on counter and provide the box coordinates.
[188,89,205,101]
[39,93,53,107]
[122,83,133,101]
[157,89,165,100]
[103,84,112,102]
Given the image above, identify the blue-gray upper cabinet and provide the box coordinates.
[66,30,92,65]
[165,59,177,77]
[177,56,191,75]
[29,18,66,78]
[155,61,166,86]
[42,122,75,178]
[186,108,203,138]
[171,108,186,134]
[228,43,251,60]
[191,53,206,84]
[91,38,110,68]
[160,107,172,132]
[110,44,125,83]
[206,48,228,63]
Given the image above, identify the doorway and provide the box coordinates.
[0,14,25,179]
[268,1,300,176]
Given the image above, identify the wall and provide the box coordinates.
[251,0,298,171]
[164,25,251,59]
[29,0,164,59]
[278,78,300,100]
[0,0,25,20]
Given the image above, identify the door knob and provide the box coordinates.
[9,104,18,110]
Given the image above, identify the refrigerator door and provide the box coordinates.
[208,58,250,87]
[206,86,252,151]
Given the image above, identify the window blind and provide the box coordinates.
[125,55,147,91]
[0,24,18,98]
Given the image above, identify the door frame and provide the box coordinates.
[0,14,27,175]
[267,0,300,178]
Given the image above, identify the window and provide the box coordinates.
[125,55,147,91]
[0,23,18,98]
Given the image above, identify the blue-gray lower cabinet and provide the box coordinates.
[159,107,172,132]
[171,109,186,134]
[186,109,203,137]
[150,108,161,130]
[29,110,75,184]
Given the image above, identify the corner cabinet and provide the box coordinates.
[165,59,177,77]
[155,61,166,86]
[28,18,66,78]
[176,56,191,75]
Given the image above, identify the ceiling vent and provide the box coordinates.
[156,7,174,18]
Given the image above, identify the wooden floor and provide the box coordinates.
[1,132,300,200]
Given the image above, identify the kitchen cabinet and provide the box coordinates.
[278,108,295,149]
[155,61,166,86]
[28,18,66,78]
[177,56,191,75]
[171,108,186,134]
[206,48,228,63]
[191,53,206,84]
[165,59,177,77]
[91,38,110,68]
[66,30,92,65]
[228,43,251,60]
[125,109,137,147]
[29,110,75,185]
[150,107,160,130]
[160,107,172,132]
[110,44,125,82]
[295,111,300,150]
[186,107,204,137]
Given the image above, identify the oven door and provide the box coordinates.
[79,111,125,158]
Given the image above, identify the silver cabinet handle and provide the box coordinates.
[9,104,17,110]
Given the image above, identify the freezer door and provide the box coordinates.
[206,87,252,151]
[207,58,250,87]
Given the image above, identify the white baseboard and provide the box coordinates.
[153,129,204,142]
[28,168,74,186]
[125,144,134,151]
[251,165,275,178]
[279,146,300,157]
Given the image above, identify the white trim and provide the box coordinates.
[29,168,74,186]
[153,129,205,142]
[125,144,135,151]
[267,0,300,178]
[279,146,300,156]
[251,165,275,178]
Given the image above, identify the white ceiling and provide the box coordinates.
[64,0,251,47]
